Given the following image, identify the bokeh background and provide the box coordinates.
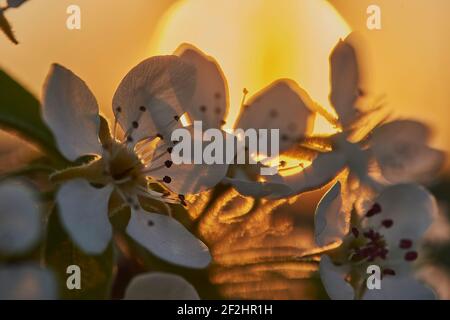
[1,0,449,160]
[1,0,449,299]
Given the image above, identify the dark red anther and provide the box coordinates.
[366,203,382,217]
[399,239,413,249]
[164,160,173,168]
[382,219,393,228]
[383,268,396,276]
[404,251,418,261]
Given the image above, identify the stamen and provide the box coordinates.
[164,160,173,168]
[147,220,154,226]
[404,251,418,261]
[399,239,413,249]
[381,219,393,228]
[240,88,249,109]
[383,268,396,276]
[351,227,359,238]
[178,194,187,207]
[162,176,172,184]
[366,203,382,217]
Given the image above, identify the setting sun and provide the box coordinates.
[150,0,350,135]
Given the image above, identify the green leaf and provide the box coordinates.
[0,69,67,166]
[44,208,115,299]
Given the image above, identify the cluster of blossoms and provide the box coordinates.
[0,31,445,299]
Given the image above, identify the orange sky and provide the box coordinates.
[0,0,449,168]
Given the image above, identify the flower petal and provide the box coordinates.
[112,56,196,143]
[367,184,436,247]
[0,181,41,255]
[56,179,113,254]
[278,151,347,198]
[329,39,361,127]
[146,125,230,194]
[224,169,291,198]
[124,272,200,300]
[371,120,445,183]
[319,255,354,300]
[175,44,229,128]
[0,264,57,300]
[126,209,211,269]
[42,64,102,161]
[363,275,435,300]
[315,182,348,246]
[235,79,314,152]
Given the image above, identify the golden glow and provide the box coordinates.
[149,0,350,135]
[257,155,312,177]
[179,112,192,127]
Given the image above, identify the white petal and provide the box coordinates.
[315,182,348,246]
[112,56,196,143]
[42,64,102,161]
[363,275,435,300]
[371,120,445,184]
[124,272,199,300]
[126,209,211,269]
[368,184,436,247]
[56,179,113,254]
[333,134,369,183]
[417,265,450,300]
[235,80,314,152]
[0,182,41,255]
[146,126,230,194]
[224,172,291,198]
[319,255,354,300]
[175,44,229,128]
[329,39,361,127]
[0,264,57,300]
[278,151,347,198]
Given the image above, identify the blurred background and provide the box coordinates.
[1,0,449,160]
[0,0,449,299]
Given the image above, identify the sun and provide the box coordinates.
[149,0,350,135]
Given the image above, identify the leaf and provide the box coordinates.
[44,207,115,299]
[0,69,67,166]
[0,10,18,44]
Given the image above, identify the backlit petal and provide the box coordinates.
[57,179,113,254]
[42,64,102,161]
[126,209,211,269]
[0,181,41,254]
[124,272,199,300]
